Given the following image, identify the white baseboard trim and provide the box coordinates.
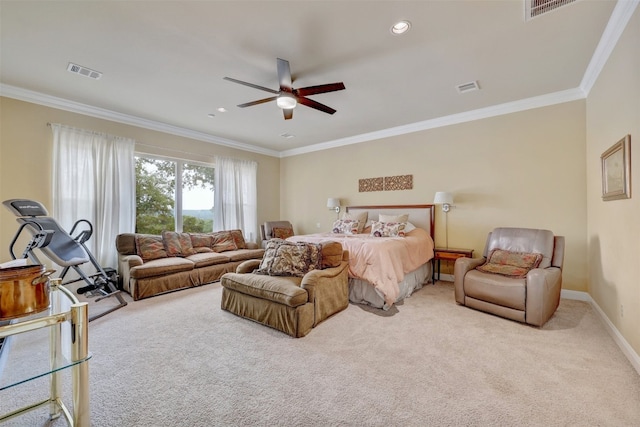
[562,289,640,376]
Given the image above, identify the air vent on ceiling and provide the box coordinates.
[526,0,577,21]
[67,62,102,80]
[456,81,480,94]
[280,132,295,139]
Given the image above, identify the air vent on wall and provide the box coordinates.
[456,81,480,94]
[526,0,577,21]
[67,62,102,80]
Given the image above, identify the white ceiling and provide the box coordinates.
[0,1,624,157]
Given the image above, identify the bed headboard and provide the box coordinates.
[345,204,435,242]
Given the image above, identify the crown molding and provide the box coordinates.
[0,84,281,158]
[580,0,639,96]
[279,87,586,157]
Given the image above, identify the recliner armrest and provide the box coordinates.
[525,266,562,326]
[453,257,486,304]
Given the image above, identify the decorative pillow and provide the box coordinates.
[370,221,406,237]
[135,235,168,261]
[332,219,359,235]
[228,229,247,249]
[162,231,196,257]
[379,213,409,224]
[194,247,213,253]
[189,233,214,249]
[342,211,368,234]
[272,227,294,240]
[404,222,417,233]
[211,231,238,252]
[476,249,543,279]
[256,239,322,277]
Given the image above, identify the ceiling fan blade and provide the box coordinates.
[223,77,279,94]
[277,58,293,91]
[283,108,293,120]
[297,97,337,115]
[237,96,278,108]
[295,82,346,97]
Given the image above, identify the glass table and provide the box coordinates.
[0,279,90,426]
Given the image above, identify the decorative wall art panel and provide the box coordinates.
[359,177,384,192]
[358,175,413,192]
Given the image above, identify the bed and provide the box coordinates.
[288,204,435,310]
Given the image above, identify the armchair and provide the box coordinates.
[260,220,294,248]
[454,227,564,326]
[220,241,349,337]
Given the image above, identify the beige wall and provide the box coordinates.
[281,100,588,292]
[586,8,640,355]
[0,97,281,261]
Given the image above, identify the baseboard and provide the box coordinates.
[562,289,640,376]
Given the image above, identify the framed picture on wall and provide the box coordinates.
[601,134,631,201]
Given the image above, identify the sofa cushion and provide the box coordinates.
[135,235,168,261]
[189,233,214,249]
[186,252,231,268]
[162,231,197,257]
[221,273,306,307]
[129,257,194,279]
[228,229,247,249]
[225,248,266,262]
[463,269,526,311]
[212,231,238,252]
[476,249,543,279]
[257,240,322,277]
[116,233,137,256]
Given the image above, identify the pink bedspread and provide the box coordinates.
[288,228,434,307]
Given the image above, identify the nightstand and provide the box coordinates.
[433,247,474,282]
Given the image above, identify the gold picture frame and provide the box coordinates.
[601,134,631,201]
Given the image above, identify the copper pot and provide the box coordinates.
[0,265,54,320]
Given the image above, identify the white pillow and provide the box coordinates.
[404,222,416,233]
[379,213,409,224]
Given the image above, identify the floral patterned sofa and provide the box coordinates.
[115,230,264,300]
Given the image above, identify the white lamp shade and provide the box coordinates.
[327,198,340,208]
[433,192,454,205]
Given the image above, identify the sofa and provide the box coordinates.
[220,239,349,338]
[116,230,265,300]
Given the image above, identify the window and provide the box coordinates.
[135,155,214,234]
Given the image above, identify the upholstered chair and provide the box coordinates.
[260,221,294,248]
[454,227,564,327]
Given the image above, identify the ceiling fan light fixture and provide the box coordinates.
[276,93,297,109]
[391,20,411,35]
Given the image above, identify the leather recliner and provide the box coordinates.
[454,227,564,327]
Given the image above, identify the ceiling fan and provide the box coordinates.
[224,58,345,120]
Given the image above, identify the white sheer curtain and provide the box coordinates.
[51,124,136,269]
[213,156,258,242]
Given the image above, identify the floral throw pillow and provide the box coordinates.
[162,231,196,257]
[370,221,406,237]
[476,249,543,279]
[135,235,168,261]
[228,229,247,249]
[332,219,359,235]
[189,233,214,249]
[256,239,322,277]
[211,231,238,252]
[272,227,294,240]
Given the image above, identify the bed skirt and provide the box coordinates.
[348,262,432,310]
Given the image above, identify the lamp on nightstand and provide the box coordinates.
[433,192,454,248]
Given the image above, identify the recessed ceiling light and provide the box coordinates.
[391,20,411,35]
[207,113,216,118]
[217,107,227,113]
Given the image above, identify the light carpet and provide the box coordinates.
[1,282,639,426]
